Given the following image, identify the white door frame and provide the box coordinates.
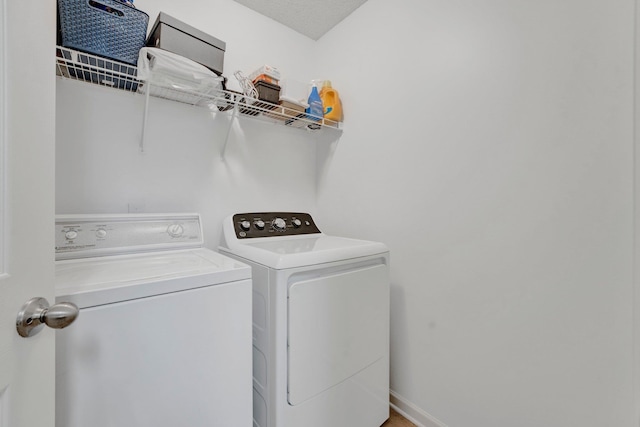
[0,0,5,277]
[635,1,640,425]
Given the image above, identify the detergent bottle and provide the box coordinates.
[319,80,343,122]
[306,81,323,122]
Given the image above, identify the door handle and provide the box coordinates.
[16,297,79,338]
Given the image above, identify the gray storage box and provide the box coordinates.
[146,12,226,75]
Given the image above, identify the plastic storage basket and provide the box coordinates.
[57,0,149,65]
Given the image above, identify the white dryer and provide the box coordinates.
[219,212,390,427]
[55,213,253,427]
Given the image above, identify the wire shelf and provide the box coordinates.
[56,46,139,91]
[55,46,342,131]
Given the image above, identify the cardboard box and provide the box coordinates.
[146,12,226,75]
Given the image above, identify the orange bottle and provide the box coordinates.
[319,80,343,122]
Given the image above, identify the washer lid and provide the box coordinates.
[220,235,388,269]
[55,248,251,308]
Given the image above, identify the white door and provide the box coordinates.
[0,0,57,426]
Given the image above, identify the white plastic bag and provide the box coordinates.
[137,47,224,107]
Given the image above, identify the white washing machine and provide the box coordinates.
[219,212,390,427]
[55,213,253,427]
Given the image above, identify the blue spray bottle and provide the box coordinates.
[306,81,323,125]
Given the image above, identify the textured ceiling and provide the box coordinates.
[232,0,369,40]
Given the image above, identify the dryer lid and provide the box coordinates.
[220,234,388,269]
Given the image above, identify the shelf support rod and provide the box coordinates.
[221,106,238,159]
[140,84,151,153]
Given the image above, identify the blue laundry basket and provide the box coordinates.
[57,0,149,65]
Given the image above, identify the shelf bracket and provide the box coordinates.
[140,84,151,153]
[221,106,238,159]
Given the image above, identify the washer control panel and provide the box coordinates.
[232,212,321,239]
[55,214,203,260]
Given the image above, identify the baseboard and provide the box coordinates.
[389,390,448,427]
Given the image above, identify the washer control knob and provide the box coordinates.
[240,221,251,231]
[167,224,184,238]
[272,218,286,231]
[255,220,265,230]
[65,231,78,240]
[292,219,302,228]
[95,228,107,239]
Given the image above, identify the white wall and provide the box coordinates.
[56,0,638,426]
[56,0,323,248]
[314,0,636,426]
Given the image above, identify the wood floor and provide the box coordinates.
[382,408,417,427]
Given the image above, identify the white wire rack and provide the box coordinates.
[55,46,342,133]
[56,46,139,91]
